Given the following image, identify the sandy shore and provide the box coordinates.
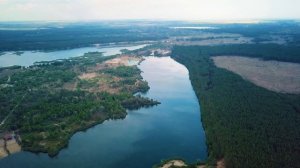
[6,139,21,154]
[0,139,8,158]
[104,55,142,67]
[0,134,22,159]
[160,160,187,168]
[158,159,225,168]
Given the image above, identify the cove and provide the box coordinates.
[0,56,207,168]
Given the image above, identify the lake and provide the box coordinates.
[0,56,207,168]
[170,26,217,30]
[0,44,147,67]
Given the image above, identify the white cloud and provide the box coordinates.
[0,0,299,21]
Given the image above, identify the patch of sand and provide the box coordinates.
[65,55,144,94]
[0,148,8,158]
[0,139,8,158]
[104,55,142,67]
[0,138,21,158]
[160,160,187,168]
[6,139,21,154]
[76,72,123,94]
[216,159,225,168]
[63,81,78,91]
[78,72,97,80]
[197,165,206,168]
[213,56,300,94]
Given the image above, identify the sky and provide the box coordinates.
[0,0,300,21]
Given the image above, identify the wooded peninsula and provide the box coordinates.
[0,52,159,157]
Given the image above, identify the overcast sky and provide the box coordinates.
[0,0,300,21]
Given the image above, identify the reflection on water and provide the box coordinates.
[0,56,207,168]
[170,26,217,30]
[0,44,147,67]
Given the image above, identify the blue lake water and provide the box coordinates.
[0,44,147,67]
[0,56,207,168]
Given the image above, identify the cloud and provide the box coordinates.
[0,0,299,21]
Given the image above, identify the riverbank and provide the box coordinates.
[0,56,207,168]
[0,132,22,158]
[172,45,300,167]
[0,44,147,67]
[0,52,159,158]
[156,159,225,168]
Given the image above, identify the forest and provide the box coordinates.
[0,23,166,51]
[190,44,300,63]
[171,45,300,168]
[0,21,199,52]
[0,52,159,156]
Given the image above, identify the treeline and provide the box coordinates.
[202,21,300,47]
[0,24,172,51]
[103,66,150,93]
[121,94,160,110]
[192,44,300,63]
[0,52,158,156]
[206,21,300,38]
[171,45,300,168]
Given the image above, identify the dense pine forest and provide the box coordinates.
[171,45,300,168]
[189,44,300,63]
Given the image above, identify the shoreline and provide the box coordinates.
[0,55,160,158]
[0,41,153,54]
[20,100,160,157]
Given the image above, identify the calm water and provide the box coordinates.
[170,26,217,30]
[0,44,147,67]
[0,56,207,168]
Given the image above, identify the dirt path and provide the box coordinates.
[0,93,27,126]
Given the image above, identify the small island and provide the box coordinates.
[0,52,159,157]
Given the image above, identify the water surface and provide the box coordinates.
[170,26,217,30]
[0,56,207,168]
[0,44,147,67]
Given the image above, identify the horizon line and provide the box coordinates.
[0,18,300,24]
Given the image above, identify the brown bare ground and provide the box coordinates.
[0,148,8,158]
[63,81,78,91]
[160,160,187,168]
[64,55,144,94]
[104,55,142,67]
[159,159,225,168]
[6,139,21,154]
[212,56,300,94]
[86,63,107,72]
[197,165,206,168]
[78,72,97,80]
[216,159,225,168]
[97,82,120,94]
[0,139,8,158]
